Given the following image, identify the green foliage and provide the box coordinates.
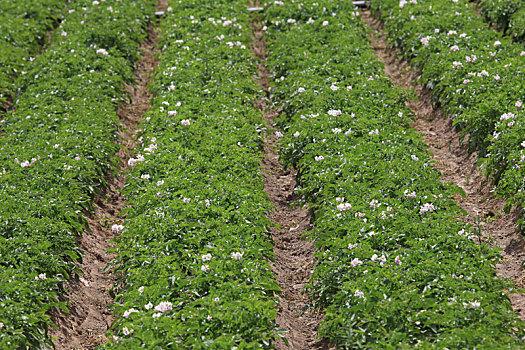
[101,0,280,348]
[371,0,525,225]
[266,0,525,347]
[477,0,525,42]
[0,0,154,347]
[0,0,66,107]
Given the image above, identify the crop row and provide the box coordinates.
[0,0,66,107]
[0,0,154,347]
[102,0,280,348]
[264,0,524,347]
[371,0,525,226]
[476,0,525,42]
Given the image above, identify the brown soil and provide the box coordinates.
[249,3,328,349]
[362,11,525,319]
[50,2,167,349]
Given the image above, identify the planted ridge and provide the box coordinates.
[51,1,166,348]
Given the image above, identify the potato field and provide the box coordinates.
[1,0,525,349]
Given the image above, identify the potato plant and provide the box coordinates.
[102,0,280,348]
[0,0,154,347]
[265,0,525,347]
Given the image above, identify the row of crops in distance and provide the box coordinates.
[372,0,525,228]
[476,0,525,42]
[0,0,65,106]
[102,0,281,348]
[264,0,525,347]
[0,0,154,347]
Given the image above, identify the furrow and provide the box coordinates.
[249,3,324,349]
[362,10,525,320]
[50,2,167,348]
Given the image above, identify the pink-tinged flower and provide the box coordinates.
[322,21,329,27]
[157,180,164,186]
[112,335,119,343]
[293,131,300,138]
[494,40,501,48]
[20,161,30,168]
[182,197,191,204]
[96,48,108,56]
[128,158,137,167]
[463,79,470,84]
[181,119,191,126]
[450,45,459,52]
[463,301,481,309]
[515,101,522,108]
[154,301,173,313]
[274,1,284,5]
[314,155,324,161]
[327,109,342,116]
[152,313,162,318]
[350,258,363,267]
[222,20,232,27]
[34,273,46,281]
[332,128,342,134]
[202,253,212,261]
[453,61,462,69]
[500,112,515,121]
[93,0,99,4]
[206,315,213,321]
[307,18,315,24]
[287,18,296,24]
[145,302,153,310]
[231,252,244,260]
[447,30,457,36]
[297,87,306,93]
[168,110,177,116]
[420,36,432,46]
[275,131,283,138]
[111,224,124,233]
[399,0,407,8]
[330,84,339,91]
[61,31,67,37]
[494,75,500,81]
[122,327,133,336]
[138,286,144,293]
[419,203,435,214]
[354,289,365,298]
[521,51,525,56]
[337,203,352,211]
[395,256,402,265]
[404,190,417,198]
[348,243,358,250]
[201,265,210,273]
[123,308,139,318]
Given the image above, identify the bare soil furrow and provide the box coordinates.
[50,2,167,349]
[362,10,525,320]
[249,4,327,349]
